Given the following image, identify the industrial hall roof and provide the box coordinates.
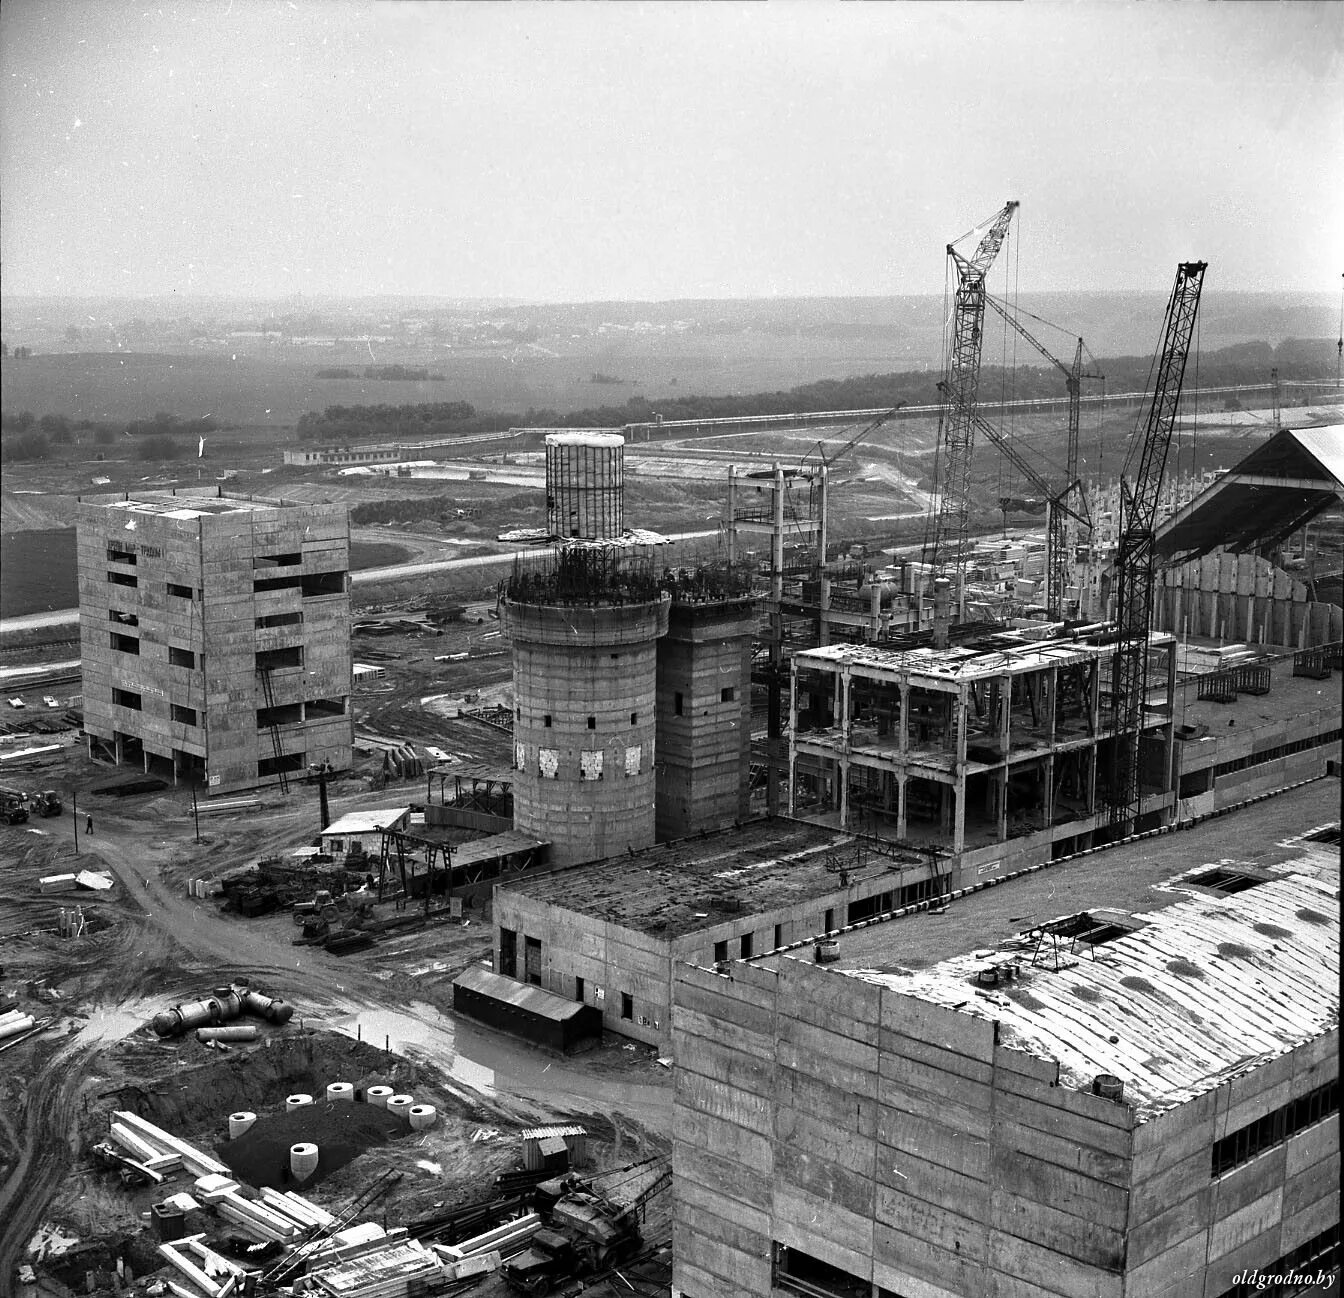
[1155,425,1344,563]
[822,837,1339,1121]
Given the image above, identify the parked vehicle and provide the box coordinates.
[29,789,62,817]
[0,789,30,825]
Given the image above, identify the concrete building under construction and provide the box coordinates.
[77,488,352,795]
[502,431,757,866]
[670,825,1340,1298]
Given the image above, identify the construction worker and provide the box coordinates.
[85,813,93,834]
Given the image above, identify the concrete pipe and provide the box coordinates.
[196,1025,259,1043]
[228,1112,257,1140]
[365,1086,393,1108]
[286,1094,314,1110]
[325,1082,354,1103]
[386,1094,414,1123]
[151,991,243,1038]
[407,1104,437,1131]
[0,1014,36,1042]
[289,1143,319,1182]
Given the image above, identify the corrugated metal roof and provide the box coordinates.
[319,807,411,837]
[452,965,591,1023]
[845,867,1339,1120]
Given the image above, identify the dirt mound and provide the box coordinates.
[217,1099,404,1190]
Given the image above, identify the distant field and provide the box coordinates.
[0,346,905,429]
[0,530,411,619]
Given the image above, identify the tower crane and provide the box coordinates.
[983,294,1104,618]
[1107,260,1207,836]
[927,200,1019,606]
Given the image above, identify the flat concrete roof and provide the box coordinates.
[97,494,279,518]
[497,819,888,940]
[760,798,1339,1118]
[320,808,411,836]
[1173,641,1343,740]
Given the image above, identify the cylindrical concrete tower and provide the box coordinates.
[506,581,670,866]
[545,432,624,540]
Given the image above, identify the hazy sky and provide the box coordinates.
[2,0,1341,301]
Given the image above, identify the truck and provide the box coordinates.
[0,789,30,825]
[501,1160,670,1296]
[29,790,62,818]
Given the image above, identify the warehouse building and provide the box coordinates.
[77,488,352,796]
[670,824,1340,1298]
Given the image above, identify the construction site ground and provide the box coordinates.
[0,742,673,1297]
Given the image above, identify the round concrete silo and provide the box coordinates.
[506,583,670,867]
[545,432,624,540]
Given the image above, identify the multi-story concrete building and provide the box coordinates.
[77,488,352,795]
[671,824,1340,1298]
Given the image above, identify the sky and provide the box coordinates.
[1,0,1341,302]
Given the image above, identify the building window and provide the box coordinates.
[255,610,302,629]
[721,686,736,703]
[257,752,305,777]
[773,1243,870,1298]
[575,976,585,1002]
[740,932,754,959]
[106,547,136,565]
[824,908,835,932]
[543,714,552,728]
[256,645,303,671]
[630,712,638,726]
[171,704,198,727]
[713,940,728,964]
[587,715,596,730]
[674,692,683,716]
[1212,1078,1338,1176]
[774,924,783,949]
[499,927,517,978]
[109,610,139,627]
[253,552,301,569]
[257,703,303,728]
[108,571,138,588]
[167,582,194,599]
[621,992,633,1020]
[307,697,346,718]
[580,751,603,781]
[524,936,542,987]
[254,574,302,593]
[168,646,196,668]
[112,688,142,711]
[110,632,140,655]
[301,570,346,597]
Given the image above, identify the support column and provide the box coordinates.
[897,774,907,839]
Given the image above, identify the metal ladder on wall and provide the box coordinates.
[256,666,291,793]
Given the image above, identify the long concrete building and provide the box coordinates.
[671,821,1340,1298]
[77,488,352,795]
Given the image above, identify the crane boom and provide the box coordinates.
[982,294,1103,617]
[928,200,1018,599]
[1107,260,1207,834]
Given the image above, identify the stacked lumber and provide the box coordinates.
[112,1112,230,1178]
[157,1234,246,1298]
[436,1211,541,1263]
[306,1239,446,1298]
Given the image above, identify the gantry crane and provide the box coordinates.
[983,295,1103,618]
[927,200,1019,605]
[1107,260,1207,835]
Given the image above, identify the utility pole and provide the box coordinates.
[72,791,79,854]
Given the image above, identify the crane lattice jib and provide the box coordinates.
[928,200,1018,586]
[1107,260,1207,832]
[981,295,1102,617]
